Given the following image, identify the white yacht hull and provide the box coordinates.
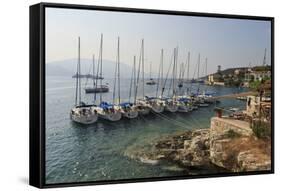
[151,105,164,113]
[122,110,138,119]
[98,112,122,121]
[137,106,151,115]
[164,102,178,112]
[95,107,122,121]
[70,107,98,124]
[136,100,151,115]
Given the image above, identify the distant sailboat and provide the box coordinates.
[70,37,98,124]
[146,62,157,85]
[85,54,109,93]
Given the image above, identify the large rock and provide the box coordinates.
[237,150,271,171]
[209,117,271,171]
[124,117,271,172]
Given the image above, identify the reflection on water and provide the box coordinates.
[46,76,246,184]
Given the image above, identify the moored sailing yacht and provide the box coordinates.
[135,39,151,115]
[70,37,98,124]
[146,62,157,85]
[114,37,138,119]
[146,49,166,113]
[177,97,193,112]
[93,34,122,122]
[164,47,178,112]
[177,51,191,112]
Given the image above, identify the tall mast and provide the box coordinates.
[99,33,103,103]
[197,53,201,94]
[78,36,81,105]
[150,62,152,79]
[161,49,164,94]
[186,51,190,95]
[205,58,208,78]
[117,37,121,105]
[134,55,136,101]
[142,39,145,99]
[129,56,136,103]
[187,51,190,80]
[94,52,100,103]
[172,48,176,97]
[156,49,163,98]
[175,47,179,97]
[197,53,200,80]
[134,40,142,104]
[75,37,79,106]
[92,54,95,88]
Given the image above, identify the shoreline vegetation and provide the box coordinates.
[124,117,271,173]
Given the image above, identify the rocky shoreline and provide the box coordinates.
[124,117,271,173]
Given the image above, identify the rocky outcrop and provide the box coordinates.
[124,129,212,168]
[124,117,271,172]
[209,117,271,172]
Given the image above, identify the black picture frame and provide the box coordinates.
[30,2,274,188]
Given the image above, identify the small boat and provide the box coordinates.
[72,74,104,79]
[70,37,98,124]
[236,96,247,101]
[146,79,157,85]
[178,82,183,88]
[85,54,109,94]
[146,62,157,85]
[85,85,109,93]
[95,102,122,121]
[229,107,239,112]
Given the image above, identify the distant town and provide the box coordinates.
[205,64,271,88]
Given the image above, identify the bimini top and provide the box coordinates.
[178,97,191,102]
[100,101,114,109]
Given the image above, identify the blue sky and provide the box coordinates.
[46,7,271,76]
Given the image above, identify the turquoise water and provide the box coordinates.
[45,76,246,184]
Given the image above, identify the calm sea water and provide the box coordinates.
[46,76,246,184]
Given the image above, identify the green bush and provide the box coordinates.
[226,129,241,139]
[249,80,261,91]
[251,120,271,139]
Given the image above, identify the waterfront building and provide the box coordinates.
[245,66,271,81]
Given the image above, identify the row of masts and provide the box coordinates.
[70,34,213,125]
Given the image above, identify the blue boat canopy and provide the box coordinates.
[178,97,190,102]
[100,101,114,109]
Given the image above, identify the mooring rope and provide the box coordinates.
[150,110,190,129]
